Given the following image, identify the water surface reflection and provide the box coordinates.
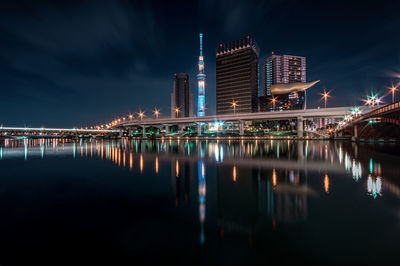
[0,138,399,265]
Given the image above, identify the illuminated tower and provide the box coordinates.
[197,33,206,117]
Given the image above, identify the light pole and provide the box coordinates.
[138,111,144,121]
[322,89,329,110]
[390,83,397,104]
[128,114,133,120]
[231,100,238,115]
[174,107,180,118]
[271,96,277,112]
[153,108,160,119]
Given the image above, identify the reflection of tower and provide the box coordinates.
[197,33,206,117]
[198,160,206,245]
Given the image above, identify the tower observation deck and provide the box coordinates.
[197,33,206,117]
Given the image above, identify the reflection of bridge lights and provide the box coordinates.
[233,165,237,182]
[324,173,330,194]
[175,160,179,178]
[367,175,382,199]
[338,147,343,164]
[140,154,143,173]
[214,144,219,162]
[155,156,159,174]
[272,168,277,186]
[352,160,362,181]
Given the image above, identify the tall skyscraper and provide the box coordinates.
[216,36,260,115]
[261,54,307,111]
[197,33,206,117]
[263,54,306,95]
[171,73,193,118]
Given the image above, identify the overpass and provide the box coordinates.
[0,126,120,137]
[114,106,369,137]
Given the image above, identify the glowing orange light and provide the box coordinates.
[153,108,160,119]
[233,166,237,182]
[140,154,143,173]
[175,160,179,178]
[324,173,330,193]
[155,156,159,174]
[272,168,277,186]
[129,152,133,171]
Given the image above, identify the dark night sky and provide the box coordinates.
[1,0,400,127]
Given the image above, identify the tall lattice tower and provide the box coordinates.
[197,33,206,117]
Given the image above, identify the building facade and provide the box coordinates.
[216,36,260,115]
[171,73,193,118]
[262,54,306,111]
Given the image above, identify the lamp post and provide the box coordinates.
[174,107,180,118]
[153,108,160,119]
[322,89,329,110]
[271,96,277,112]
[138,111,144,121]
[231,100,238,115]
[390,83,397,103]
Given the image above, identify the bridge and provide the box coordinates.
[0,126,120,138]
[336,100,400,141]
[114,106,369,137]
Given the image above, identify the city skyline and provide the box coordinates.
[0,0,399,127]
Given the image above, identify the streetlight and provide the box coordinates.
[320,89,330,110]
[270,96,277,112]
[365,93,381,111]
[128,114,133,120]
[153,108,160,119]
[174,107,180,118]
[231,100,238,115]
[390,83,397,103]
[137,111,145,121]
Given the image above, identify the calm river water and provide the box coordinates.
[0,138,399,265]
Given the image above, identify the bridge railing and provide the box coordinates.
[337,101,400,131]
[359,100,400,121]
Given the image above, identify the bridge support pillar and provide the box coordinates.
[297,117,303,138]
[239,121,244,136]
[197,123,201,136]
[142,126,146,138]
[353,125,358,141]
[165,125,169,136]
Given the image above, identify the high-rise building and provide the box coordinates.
[261,54,307,111]
[171,73,193,118]
[197,33,206,117]
[216,36,260,115]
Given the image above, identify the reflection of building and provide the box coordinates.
[171,73,193,118]
[271,169,308,222]
[171,160,194,206]
[217,166,260,233]
[261,54,307,111]
[216,36,260,114]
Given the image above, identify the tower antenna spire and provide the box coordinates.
[199,33,203,57]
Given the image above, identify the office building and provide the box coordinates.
[171,73,193,118]
[261,54,307,111]
[216,36,260,115]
